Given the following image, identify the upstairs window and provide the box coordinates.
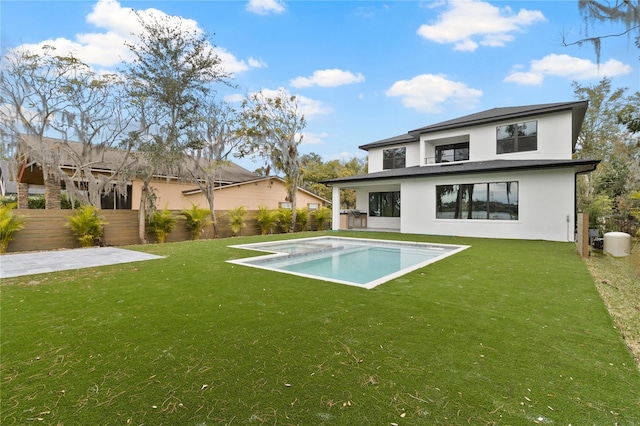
[435,142,469,163]
[383,147,406,170]
[497,121,537,154]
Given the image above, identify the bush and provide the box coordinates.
[277,207,293,233]
[0,203,26,254]
[313,206,332,231]
[28,195,46,209]
[226,206,247,237]
[61,192,81,209]
[147,209,177,243]
[181,204,212,240]
[296,207,310,231]
[65,205,108,248]
[256,205,278,235]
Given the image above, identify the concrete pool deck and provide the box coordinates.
[0,247,164,279]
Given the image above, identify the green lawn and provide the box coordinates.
[2,231,639,425]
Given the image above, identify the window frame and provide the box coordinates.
[435,142,470,163]
[369,191,401,217]
[496,120,537,154]
[382,147,406,170]
[435,181,518,220]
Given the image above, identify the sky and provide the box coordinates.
[1,0,638,172]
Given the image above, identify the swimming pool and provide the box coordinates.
[228,237,469,289]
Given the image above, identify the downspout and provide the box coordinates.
[574,162,600,242]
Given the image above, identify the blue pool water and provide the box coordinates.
[228,237,469,289]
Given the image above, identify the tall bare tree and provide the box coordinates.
[122,13,230,243]
[239,90,305,232]
[183,100,245,237]
[0,46,132,208]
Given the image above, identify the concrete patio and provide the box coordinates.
[0,247,164,279]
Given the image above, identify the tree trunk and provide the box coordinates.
[138,180,149,244]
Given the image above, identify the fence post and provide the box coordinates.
[577,213,589,258]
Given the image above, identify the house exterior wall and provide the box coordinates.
[421,110,572,164]
[400,168,576,242]
[366,109,574,172]
[131,178,324,211]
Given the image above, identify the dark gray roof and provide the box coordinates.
[359,101,588,151]
[322,158,599,185]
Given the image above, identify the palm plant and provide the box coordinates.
[313,206,332,231]
[296,207,309,231]
[147,208,177,243]
[0,203,26,254]
[66,205,108,248]
[226,206,247,237]
[277,207,293,233]
[256,205,278,235]
[181,204,212,240]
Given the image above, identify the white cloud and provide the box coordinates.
[246,0,286,15]
[417,0,546,52]
[301,131,328,145]
[504,54,633,85]
[290,69,365,88]
[12,0,262,76]
[385,74,482,113]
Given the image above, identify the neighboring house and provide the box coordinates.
[324,101,599,242]
[10,136,327,211]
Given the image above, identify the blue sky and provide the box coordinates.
[1,0,638,171]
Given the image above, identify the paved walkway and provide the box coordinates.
[0,247,164,279]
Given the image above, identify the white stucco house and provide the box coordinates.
[324,101,600,242]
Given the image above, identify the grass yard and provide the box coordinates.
[1,231,639,425]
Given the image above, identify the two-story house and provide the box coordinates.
[324,101,600,242]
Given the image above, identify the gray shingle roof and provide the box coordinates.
[359,101,588,151]
[322,158,599,185]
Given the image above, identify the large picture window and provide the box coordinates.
[435,142,469,163]
[436,182,518,220]
[369,191,400,217]
[383,147,406,170]
[497,121,537,154]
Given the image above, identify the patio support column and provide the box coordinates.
[45,176,61,209]
[332,186,340,231]
[18,182,29,209]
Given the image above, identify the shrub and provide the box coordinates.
[66,205,108,248]
[313,206,332,231]
[61,192,81,209]
[0,195,17,207]
[277,207,293,233]
[147,209,177,243]
[256,205,278,235]
[296,207,310,231]
[0,203,26,254]
[181,204,212,240]
[28,195,46,209]
[226,206,248,237]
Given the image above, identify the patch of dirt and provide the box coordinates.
[584,242,640,370]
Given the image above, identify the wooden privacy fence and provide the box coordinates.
[6,209,325,253]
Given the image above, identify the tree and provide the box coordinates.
[564,0,640,63]
[239,90,305,232]
[574,78,640,224]
[183,100,244,237]
[299,153,367,208]
[122,13,230,243]
[0,46,134,209]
